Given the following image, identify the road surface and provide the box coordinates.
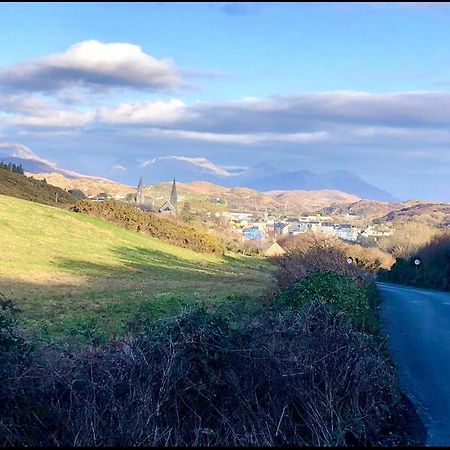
[378,282,450,446]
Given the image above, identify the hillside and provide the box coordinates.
[378,202,450,228]
[30,171,135,197]
[27,172,361,214]
[145,181,360,214]
[266,189,360,212]
[0,194,272,340]
[320,199,402,220]
[0,167,75,206]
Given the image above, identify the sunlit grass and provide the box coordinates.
[0,194,274,340]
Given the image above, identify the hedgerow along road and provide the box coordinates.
[378,282,450,446]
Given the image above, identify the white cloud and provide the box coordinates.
[137,128,329,145]
[97,99,190,125]
[0,40,184,93]
[11,109,96,128]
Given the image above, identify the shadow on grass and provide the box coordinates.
[54,245,268,279]
[1,245,274,344]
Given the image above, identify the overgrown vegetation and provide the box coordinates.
[0,296,420,446]
[0,167,75,206]
[275,271,377,331]
[0,197,423,446]
[72,200,224,255]
[274,231,394,291]
[377,221,437,258]
[379,231,450,291]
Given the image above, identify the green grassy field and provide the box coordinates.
[0,194,274,342]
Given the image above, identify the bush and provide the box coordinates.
[71,200,224,255]
[379,231,450,291]
[0,294,29,360]
[275,272,377,331]
[273,232,363,290]
[0,304,415,446]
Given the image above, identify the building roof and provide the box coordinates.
[159,201,176,213]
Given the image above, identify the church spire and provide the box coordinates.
[137,176,145,205]
[170,178,178,211]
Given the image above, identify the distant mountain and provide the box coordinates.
[108,155,233,185]
[243,169,397,202]
[0,142,88,179]
[1,143,395,202]
[107,155,395,201]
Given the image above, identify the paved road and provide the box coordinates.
[378,282,450,446]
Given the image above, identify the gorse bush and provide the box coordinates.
[0,304,416,447]
[275,271,378,332]
[71,200,224,255]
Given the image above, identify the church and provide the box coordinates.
[130,177,178,215]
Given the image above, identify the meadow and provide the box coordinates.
[0,194,274,341]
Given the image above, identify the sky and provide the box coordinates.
[2,2,450,200]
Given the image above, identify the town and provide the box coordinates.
[86,176,395,252]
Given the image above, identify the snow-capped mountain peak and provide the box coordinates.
[139,155,231,177]
[0,142,42,160]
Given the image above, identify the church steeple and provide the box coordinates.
[137,176,145,205]
[170,178,178,211]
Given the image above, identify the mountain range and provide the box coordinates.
[106,155,397,201]
[0,142,396,202]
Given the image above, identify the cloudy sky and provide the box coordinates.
[2,2,450,200]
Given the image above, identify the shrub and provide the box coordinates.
[275,272,377,331]
[379,231,450,291]
[0,294,29,360]
[71,200,224,255]
[273,232,362,290]
[0,304,415,446]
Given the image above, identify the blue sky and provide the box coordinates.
[2,2,450,200]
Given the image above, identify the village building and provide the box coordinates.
[158,178,178,215]
[129,176,178,214]
[261,241,285,257]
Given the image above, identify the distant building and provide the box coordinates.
[243,227,265,241]
[261,241,285,257]
[137,176,145,205]
[170,178,178,211]
[129,176,156,211]
[158,178,178,215]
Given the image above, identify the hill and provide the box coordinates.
[320,199,402,220]
[30,172,135,197]
[0,167,75,206]
[266,189,360,212]
[0,194,272,340]
[28,172,361,214]
[377,202,450,228]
